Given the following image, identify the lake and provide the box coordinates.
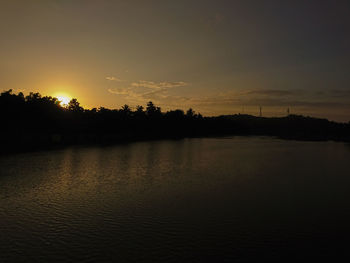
[1,137,350,262]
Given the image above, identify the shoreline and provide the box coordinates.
[1,131,349,156]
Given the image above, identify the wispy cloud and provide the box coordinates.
[244,89,298,96]
[107,80,188,105]
[107,87,131,95]
[106,76,122,81]
[131,81,187,90]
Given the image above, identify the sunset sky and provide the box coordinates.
[1,0,350,121]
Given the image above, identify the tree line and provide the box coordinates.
[1,89,349,153]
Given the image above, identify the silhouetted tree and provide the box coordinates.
[135,105,145,118]
[196,113,203,119]
[186,108,194,118]
[120,104,132,117]
[0,89,25,106]
[1,89,13,96]
[165,109,185,120]
[136,105,144,113]
[68,98,83,112]
[26,92,42,102]
[18,92,24,100]
[146,101,162,118]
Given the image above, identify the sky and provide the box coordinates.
[1,0,350,121]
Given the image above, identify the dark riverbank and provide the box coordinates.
[2,114,350,155]
[1,89,349,154]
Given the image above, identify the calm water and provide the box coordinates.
[1,137,350,262]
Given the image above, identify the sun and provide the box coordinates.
[57,96,70,106]
[54,93,71,107]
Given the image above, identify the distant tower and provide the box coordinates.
[259,106,262,117]
[287,107,290,116]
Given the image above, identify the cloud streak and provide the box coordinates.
[106,76,122,81]
[244,89,298,96]
[107,87,131,95]
[108,80,188,104]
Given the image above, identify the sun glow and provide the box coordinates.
[55,94,71,107]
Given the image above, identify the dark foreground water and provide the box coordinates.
[1,137,350,262]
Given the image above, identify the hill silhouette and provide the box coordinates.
[1,89,349,153]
